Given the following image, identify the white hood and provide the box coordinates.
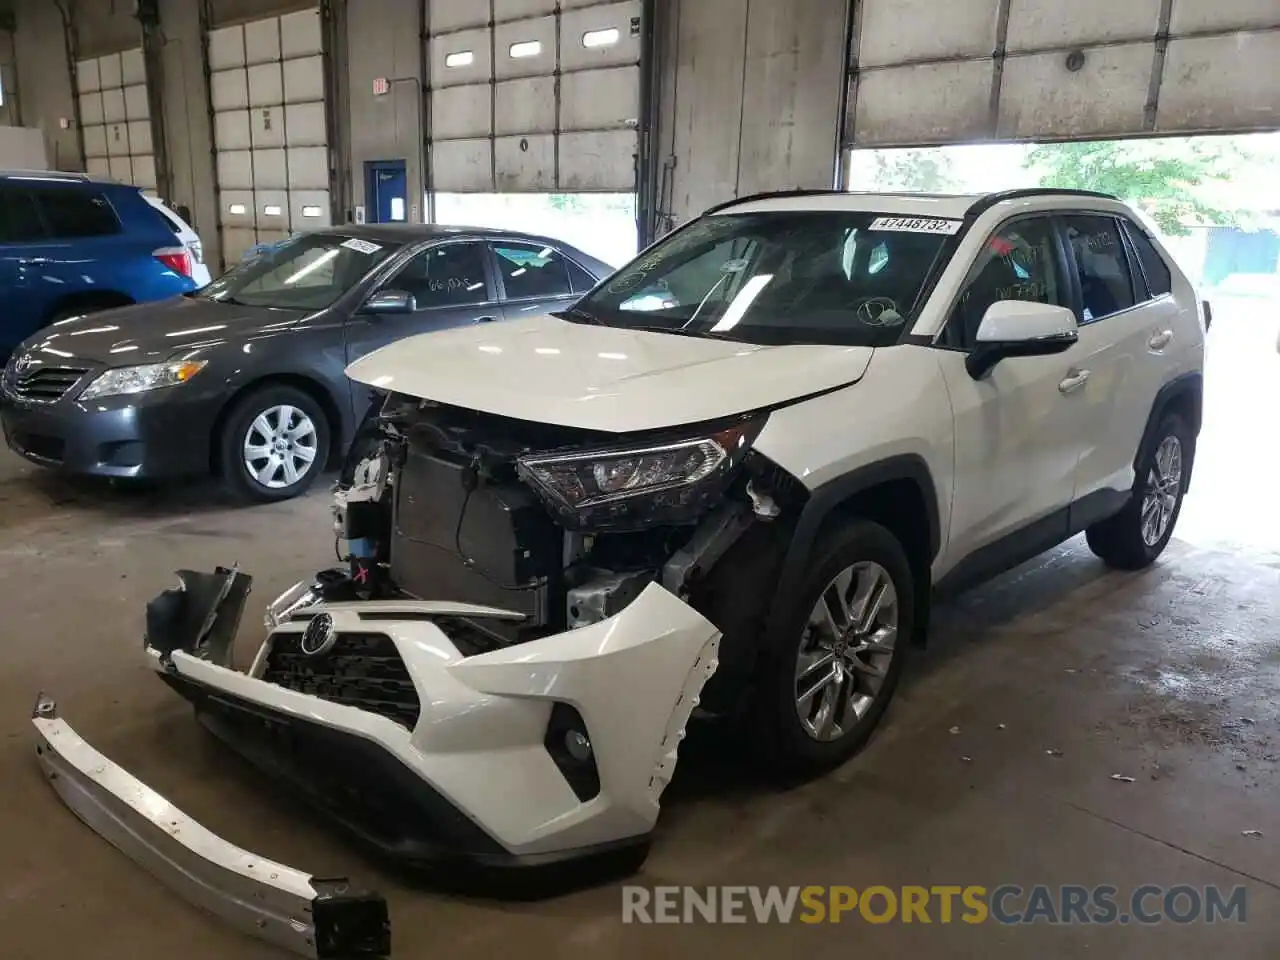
[345,314,873,433]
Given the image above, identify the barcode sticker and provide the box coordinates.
[869,216,963,235]
[341,238,383,255]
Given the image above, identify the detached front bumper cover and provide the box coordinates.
[32,694,390,958]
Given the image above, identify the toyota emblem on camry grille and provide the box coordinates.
[12,354,35,376]
[299,611,337,656]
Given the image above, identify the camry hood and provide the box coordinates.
[346,314,873,433]
[20,297,306,366]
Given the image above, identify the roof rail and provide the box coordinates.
[703,189,846,215]
[967,187,1120,217]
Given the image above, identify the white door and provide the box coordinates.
[1057,212,1176,501]
[935,214,1090,569]
[77,48,156,192]
[208,9,331,269]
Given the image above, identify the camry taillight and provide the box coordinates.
[154,247,192,278]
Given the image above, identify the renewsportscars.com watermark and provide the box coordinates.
[622,885,1248,925]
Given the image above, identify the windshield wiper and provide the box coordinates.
[552,306,605,325]
[625,322,739,341]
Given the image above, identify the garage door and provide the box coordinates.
[76,48,156,191]
[427,0,643,193]
[207,8,330,268]
[847,0,1280,147]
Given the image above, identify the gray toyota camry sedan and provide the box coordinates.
[0,225,610,501]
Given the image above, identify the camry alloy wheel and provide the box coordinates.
[1140,434,1183,547]
[243,404,319,490]
[794,561,899,742]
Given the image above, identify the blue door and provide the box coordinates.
[365,160,408,223]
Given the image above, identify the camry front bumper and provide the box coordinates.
[35,565,721,940]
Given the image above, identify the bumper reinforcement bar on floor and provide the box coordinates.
[31,693,391,959]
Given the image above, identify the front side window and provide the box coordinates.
[34,187,120,239]
[943,217,1065,349]
[388,242,489,308]
[493,242,574,300]
[573,211,951,346]
[1062,215,1136,321]
[198,233,401,310]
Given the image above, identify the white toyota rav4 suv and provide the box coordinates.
[35,190,1207,921]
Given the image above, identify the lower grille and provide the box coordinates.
[11,366,90,403]
[261,631,421,729]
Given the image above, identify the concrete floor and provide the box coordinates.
[1,295,1277,958]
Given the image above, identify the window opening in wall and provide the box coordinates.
[445,51,474,68]
[229,203,247,215]
[263,205,283,217]
[509,40,542,59]
[302,205,323,218]
[582,28,620,49]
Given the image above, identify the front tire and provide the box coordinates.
[1086,412,1190,570]
[217,385,330,502]
[751,520,914,779]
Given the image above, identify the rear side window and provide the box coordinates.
[492,242,573,300]
[32,187,121,239]
[1061,215,1136,322]
[0,185,48,243]
[566,257,599,294]
[1122,220,1173,297]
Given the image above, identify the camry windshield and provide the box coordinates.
[198,234,401,310]
[573,211,956,346]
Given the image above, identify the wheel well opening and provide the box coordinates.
[829,478,934,645]
[1164,388,1201,437]
[210,375,345,475]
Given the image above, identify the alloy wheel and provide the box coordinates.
[1140,434,1183,547]
[794,561,899,742]
[243,404,319,490]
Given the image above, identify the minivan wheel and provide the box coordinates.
[1086,413,1190,570]
[217,385,330,502]
[752,519,913,779]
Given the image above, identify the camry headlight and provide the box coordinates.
[517,417,766,531]
[79,360,208,400]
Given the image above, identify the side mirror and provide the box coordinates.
[965,301,1079,380]
[363,289,416,315]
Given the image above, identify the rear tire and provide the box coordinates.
[749,519,914,780]
[1086,412,1190,570]
[217,385,330,503]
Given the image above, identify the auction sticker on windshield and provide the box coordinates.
[341,238,383,255]
[869,217,963,235]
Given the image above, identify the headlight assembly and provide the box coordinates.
[517,416,766,530]
[79,361,208,400]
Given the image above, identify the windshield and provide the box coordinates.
[198,233,401,310]
[574,211,956,346]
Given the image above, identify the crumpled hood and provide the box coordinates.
[345,314,873,433]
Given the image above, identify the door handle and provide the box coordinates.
[474,315,497,323]
[1148,329,1173,350]
[1058,369,1091,394]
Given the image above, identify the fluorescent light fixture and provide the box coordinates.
[445,51,474,68]
[466,282,484,292]
[510,267,527,277]
[301,205,322,217]
[536,247,553,259]
[509,40,542,58]
[582,28,619,48]
[228,202,247,215]
[263,204,283,216]
[710,273,773,332]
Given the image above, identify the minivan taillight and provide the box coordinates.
[154,247,192,278]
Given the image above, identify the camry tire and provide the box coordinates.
[752,519,913,779]
[218,385,330,502]
[1086,413,1190,570]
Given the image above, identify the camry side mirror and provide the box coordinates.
[966,301,1079,380]
[363,289,416,315]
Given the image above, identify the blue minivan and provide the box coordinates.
[0,171,199,357]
